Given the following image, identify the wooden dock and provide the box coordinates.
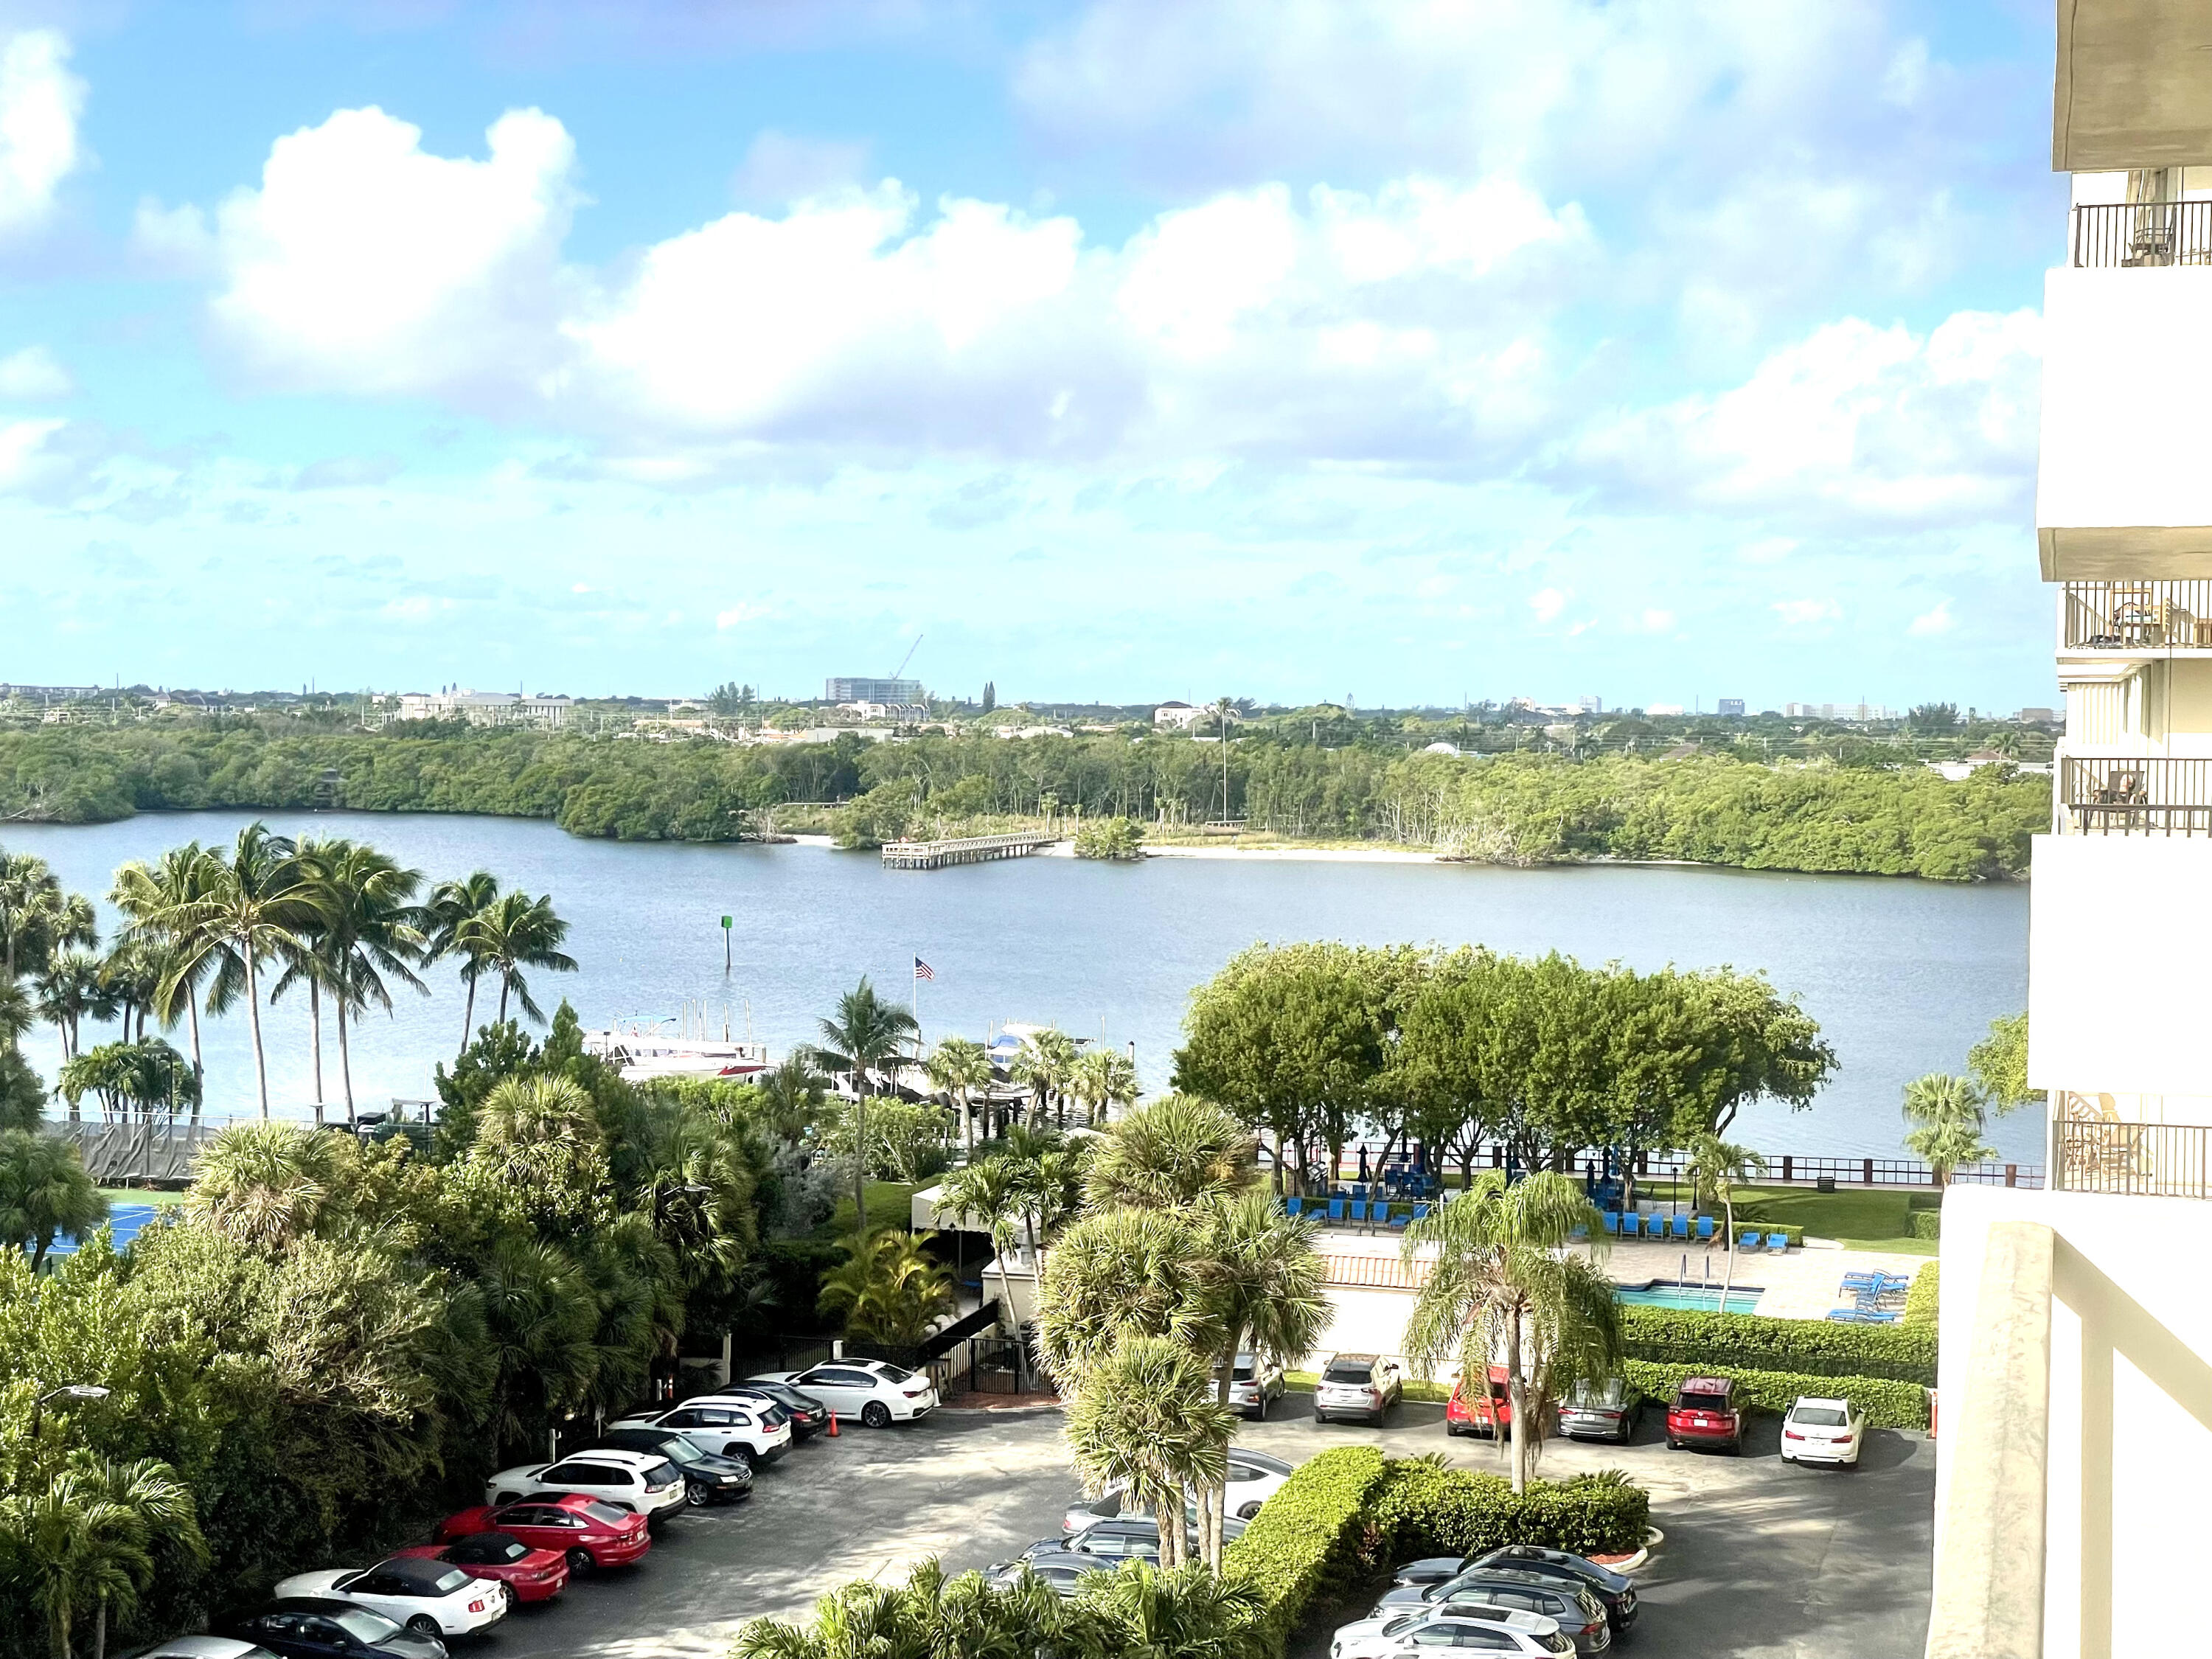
[881,831,1061,869]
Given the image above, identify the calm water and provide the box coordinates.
[1,812,2039,1164]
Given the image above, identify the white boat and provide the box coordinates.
[582,1019,769,1084]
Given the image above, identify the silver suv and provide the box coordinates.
[1314,1353,1404,1426]
[1228,1352,1286,1419]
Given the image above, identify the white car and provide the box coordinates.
[274,1557,509,1638]
[134,1641,276,1659]
[1228,1352,1287,1419]
[484,1447,689,1519]
[1781,1394,1868,1467]
[750,1360,939,1427]
[611,1397,795,1467]
[1064,1447,1296,1532]
[1333,1607,1574,1657]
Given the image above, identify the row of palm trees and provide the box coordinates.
[1,829,575,1122]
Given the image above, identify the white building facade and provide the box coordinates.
[394,689,573,728]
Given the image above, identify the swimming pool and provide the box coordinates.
[1615,1280,1764,1315]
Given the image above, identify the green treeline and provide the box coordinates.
[0,722,2047,880]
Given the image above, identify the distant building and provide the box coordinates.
[1576,695,1603,714]
[2017,706,2058,723]
[1717,698,1746,717]
[394,689,572,728]
[1154,702,1227,731]
[826,677,922,703]
[840,700,929,723]
[1784,701,1894,721]
[1646,703,1686,717]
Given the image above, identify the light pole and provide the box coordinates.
[29,1382,110,1440]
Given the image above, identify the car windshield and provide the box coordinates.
[1324,1361,1372,1382]
[1231,1363,1253,1381]
[467,1540,529,1564]
[1794,1406,1849,1427]
[1678,1391,1729,1410]
[642,1461,681,1485]
[873,1363,914,1383]
[1571,1380,1624,1408]
[333,1610,403,1642]
[428,1568,472,1593]
[582,1501,632,1525]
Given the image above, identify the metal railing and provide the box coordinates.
[2053,1117,2212,1199]
[2065,581,2212,650]
[2059,754,2212,836]
[2072,200,2212,268]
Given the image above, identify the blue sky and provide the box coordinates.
[0,0,2062,710]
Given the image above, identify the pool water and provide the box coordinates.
[1615,1281,1764,1315]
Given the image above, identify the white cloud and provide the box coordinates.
[715,602,769,630]
[0,345,70,398]
[1907,598,1955,637]
[1638,608,1675,633]
[1529,586,1568,622]
[1773,598,1842,627]
[0,30,83,239]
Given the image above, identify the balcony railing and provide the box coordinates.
[2072,199,2212,268]
[2064,580,2212,650]
[2053,1116,2212,1198]
[2058,754,2212,835]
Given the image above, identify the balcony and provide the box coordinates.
[2064,580,2212,650]
[2057,754,2212,835]
[2053,1111,2212,1200]
[2070,200,2212,268]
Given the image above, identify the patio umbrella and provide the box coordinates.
[1357,1146,1371,1183]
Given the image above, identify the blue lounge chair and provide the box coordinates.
[1348,1200,1369,1228]
[1326,1198,1347,1225]
[1569,1222,1589,1241]
[1601,1211,1621,1237]
[1694,1216,1716,1242]
[1767,1232,1789,1252]
[1284,1196,1304,1218]
[1411,1203,1431,1222]
[1670,1214,1690,1240]
[1739,1231,1762,1251]
[1387,1206,1411,1231]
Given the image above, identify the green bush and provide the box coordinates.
[1903,1261,1940,1327]
[1619,1304,1935,1385]
[1223,1444,1388,1655]
[1910,1210,1941,1240]
[1284,1369,1452,1404]
[1626,1360,1929,1429]
[1363,1461,1650,1562]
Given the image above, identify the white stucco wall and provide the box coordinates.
[1937,1185,2212,1658]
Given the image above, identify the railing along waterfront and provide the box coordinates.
[2059,754,2212,836]
[2071,199,2212,268]
[2065,580,2212,650]
[1318,1141,2042,1189]
[2053,1117,2212,1200]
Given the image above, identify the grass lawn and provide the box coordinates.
[99,1187,187,1208]
[821,1180,924,1241]
[1632,1178,1939,1256]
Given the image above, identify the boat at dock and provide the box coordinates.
[582,1018,770,1084]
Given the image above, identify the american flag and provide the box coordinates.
[913,956,936,981]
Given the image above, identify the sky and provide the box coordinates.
[0,0,2064,711]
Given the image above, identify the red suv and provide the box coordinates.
[435,1492,652,1574]
[1445,1366,1516,1439]
[1665,1377,1743,1453]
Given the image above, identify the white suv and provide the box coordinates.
[612,1397,794,1468]
[1314,1354,1405,1426]
[484,1448,687,1520]
[749,1360,938,1427]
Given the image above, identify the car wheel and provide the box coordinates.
[686,1478,710,1507]
[733,1446,758,1470]
[1313,1411,1327,1424]
[407,1616,442,1637]
[1666,1437,1680,1450]
[1253,1395,1269,1422]
[1237,1501,1263,1520]
[862,1401,893,1430]
[566,1548,594,1576]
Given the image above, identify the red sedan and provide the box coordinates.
[392,1531,569,1604]
[1446,1366,1515,1439]
[435,1494,652,1573]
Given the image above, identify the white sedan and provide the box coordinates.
[611,1397,794,1467]
[1332,1607,1574,1657]
[750,1360,938,1427]
[1780,1394,1868,1467]
[1065,1447,1297,1532]
[484,1447,689,1520]
[274,1557,509,1638]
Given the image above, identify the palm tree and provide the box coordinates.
[473,1232,604,1455]
[477,1072,601,1148]
[0,977,34,1058]
[111,844,225,1099]
[1075,1559,1266,1658]
[0,1457,206,1659]
[1683,1133,1770,1307]
[151,824,310,1119]
[922,1036,992,1155]
[1036,1206,1216,1385]
[58,1040,199,1123]
[1009,1029,1078,1127]
[1902,1073,1994,1187]
[936,1154,1028,1322]
[1083,1093,1258,1210]
[422,870,501,1057]
[459,889,577,1029]
[0,1129,109,1270]
[1061,1334,1235,1571]
[817,1228,956,1347]
[94,942,163,1048]
[296,840,428,1121]
[184,1119,344,1250]
[0,850,97,990]
[736,1559,1064,1659]
[1400,1172,1621,1494]
[755,1052,827,1147]
[1069,1046,1138,1127]
[34,951,110,1065]
[809,978,921,1225]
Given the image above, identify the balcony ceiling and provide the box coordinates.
[2040,526,2212,580]
[2054,0,2212,170]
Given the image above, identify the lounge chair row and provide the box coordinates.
[1604,1212,1715,1241]
[1282,1196,1433,1228]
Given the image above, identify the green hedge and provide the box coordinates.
[1625,1360,1930,1429]
[1903,1261,1939,1327]
[1910,1210,1941,1240]
[1620,1304,1935,1385]
[1223,1445,1388,1655]
[1363,1461,1649,1562]
[1284,1370,1451,1404]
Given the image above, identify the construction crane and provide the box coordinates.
[887,635,922,684]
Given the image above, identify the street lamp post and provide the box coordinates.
[29,1382,110,1440]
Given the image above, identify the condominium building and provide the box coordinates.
[1930,10,2212,1656]
[392,689,573,727]
[824,676,922,703]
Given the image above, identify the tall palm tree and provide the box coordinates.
[152,824,311,1119]
[422,870,501,1057]
[95,942,163,1047]
[0,978,35,1058]
[755,1052,827,1147]
[34,951,110,1064]
[922,1036,992,1155]
[1061,1334,1235,1571]
[1400,1172,1620,1494]
[184,1119,344,1250]
[111,844,225,1098]
[0,1129,109,1270]
[1902,1073,1994,1189]
[296,840,428,1122]
[0,850,96,990]
[1083,1093,1257,1211]
[1683,1133,1770,1307]
[1069,1046,1139,1127]
[1009,1029,1078,1127]
[459,889,577,1029]
[936,1152,1029,1323]
[0,1457,206,1659]
[809,978,920,1224]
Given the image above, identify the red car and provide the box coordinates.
[435,1493,652,1573]
[392,1530,569,1604]
[1665,1376,1744,1453]
[1445,1367,1516,1439]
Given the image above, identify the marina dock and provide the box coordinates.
[881,831,1062,869]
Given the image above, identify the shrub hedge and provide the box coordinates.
[1910,1210,1941,1240]
[1284,1370,1451,1403]
[1625,1360,1930,1429]
[1363,1460,1650,1562]
[1222,1445,1388,1655]
[1903,1261,1939,1327]
[1619,1304,1935,1385]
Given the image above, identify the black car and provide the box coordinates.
[1391,1546,1635,1630]
[217,1599,446,1659]
[987,1550,1120,1598]
[737,1380,832,1439]
[588,1429,755,1504]
[1375,1568,1613,1655]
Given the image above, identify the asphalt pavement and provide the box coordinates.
[473,1396,1933,1659]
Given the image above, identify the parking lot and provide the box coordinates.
[481,1397,1932,1659]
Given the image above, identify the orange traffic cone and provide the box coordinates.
[827,1411,839,1437]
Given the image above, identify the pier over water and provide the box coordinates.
[881,831,1062,869]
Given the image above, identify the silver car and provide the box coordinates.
[1314,1354,1404,1426]
[1228,1352,1286,1419]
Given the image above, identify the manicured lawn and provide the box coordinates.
[823,1180,924,1240]
[99,1186,187,1208]
[1632,1179,1938,1256]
